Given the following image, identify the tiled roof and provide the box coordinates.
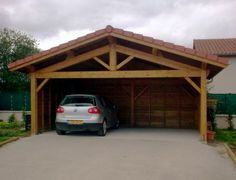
[8,25,228,70]
[193,38,236,56]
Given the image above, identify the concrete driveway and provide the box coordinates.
[0,128,235,180]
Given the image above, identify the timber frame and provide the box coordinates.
[9,26,228,141]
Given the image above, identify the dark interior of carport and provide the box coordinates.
[38,78,200,132]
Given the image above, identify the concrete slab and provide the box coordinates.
[0,128,235,180]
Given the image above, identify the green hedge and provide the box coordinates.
[208,94,236,114]
[0,91,30,111]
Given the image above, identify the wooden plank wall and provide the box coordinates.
[37,78,198,131]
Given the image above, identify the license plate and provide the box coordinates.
[68,120,83,125]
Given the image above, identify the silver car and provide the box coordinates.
[55,94,119,136]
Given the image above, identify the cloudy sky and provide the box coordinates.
[0,0,235,50]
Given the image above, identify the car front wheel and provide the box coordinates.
[56,129,66,135]
[98,121,107,136]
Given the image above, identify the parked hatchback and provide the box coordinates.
[56,94,119,136]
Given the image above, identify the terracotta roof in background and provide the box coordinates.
[8,25,228,70]
[193,38,236,56]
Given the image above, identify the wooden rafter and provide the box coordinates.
[36,45,110,73]
[184,77,200,93]
[93,57,110,70]
[116,45,201,71]
[35,70,201,79]
[117,56,134,70]
[11,33,108,71]
[36,78,50,93]
[111,33,227,68]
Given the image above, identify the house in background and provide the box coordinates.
[193,38,236,93]
[193,38,236,128]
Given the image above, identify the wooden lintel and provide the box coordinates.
[36,78,50,93]
[35,70,201,79]
[184,77,200,93]
[93,57,110,70]
[116,45,201,71]
[36,45,110,73]
[117,56,134,70]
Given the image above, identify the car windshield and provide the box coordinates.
[61,96,96,106]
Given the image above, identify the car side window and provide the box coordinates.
[100,97,106,107]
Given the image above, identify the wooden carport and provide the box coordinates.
[8,25,228,140]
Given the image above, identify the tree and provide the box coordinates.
[0,28,39,91]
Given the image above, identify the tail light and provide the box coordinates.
[88,106,101,114]
[56,106,64,113]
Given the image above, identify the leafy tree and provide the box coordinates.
[0,28,39,91]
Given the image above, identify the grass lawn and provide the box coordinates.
[0,121,29,143]
[216,129,236,147]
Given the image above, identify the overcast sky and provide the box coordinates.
[0,0,235,50]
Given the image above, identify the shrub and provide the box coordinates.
[227,113,234,130]
[207,107,216,131]
[0,121,23,129]
[8,114,17,123]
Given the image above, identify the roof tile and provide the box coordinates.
[194,38,236,56]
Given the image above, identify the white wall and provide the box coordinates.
[216,114,236,129]
[0,111,31,122]
[209,57,236,93]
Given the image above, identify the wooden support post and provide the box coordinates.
[109,44,117,71]
[30,73,38,135]
[200,67,207,141]
[131,81,135,126]
[41,88,44,131]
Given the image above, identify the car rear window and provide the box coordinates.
[61,96,96,106]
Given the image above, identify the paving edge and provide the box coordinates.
[224,143,236,165]
[0,137,19,147]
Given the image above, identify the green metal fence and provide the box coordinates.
[208,94,236,114]
[0,91,30,111]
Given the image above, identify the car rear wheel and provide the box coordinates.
[98,121,107,136]
[56,129,66,135]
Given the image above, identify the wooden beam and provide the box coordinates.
[30,73,38,135]
[36,45,110,73]
[116,45,201,71]
[111,33,227,68]
[11,33,109,71]
[117,56,134,70]
[184,77,200,93]
[35,70,201,79]
[93,57,110,70]
[200,67,207,141]
[36,78,49,93]
[109,44,117,71]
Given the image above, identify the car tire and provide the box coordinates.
[98,121,107,136]
[56,129,66,135]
